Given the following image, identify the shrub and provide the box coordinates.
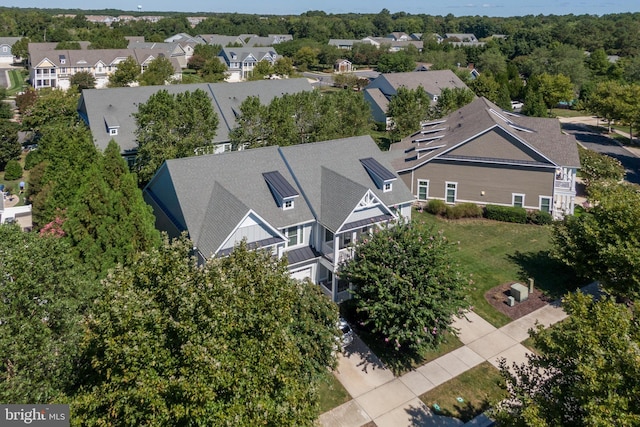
[3,159,22,180]
[445,203,483,219]
[527,210,553,225]
[425,199,447,216]
[23,149,42,170]
[484,204,527,223]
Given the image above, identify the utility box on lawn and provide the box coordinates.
[510,283,529,302]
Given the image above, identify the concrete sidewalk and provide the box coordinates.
[319,296,572,427]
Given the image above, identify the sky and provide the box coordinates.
[3,0,639,17]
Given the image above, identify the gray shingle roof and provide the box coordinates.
[78,78,313,153]
[280,136,415,231]
[150,145,314,257]
[390,97,581,172]
[372,70,469,98]
[145,135,415,256]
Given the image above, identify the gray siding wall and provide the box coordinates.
[412,160,554,207]
[449,128,548,163]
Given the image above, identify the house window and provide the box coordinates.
[324,228,334,243]
[283,199,294,210]
[446,182,457,204]
[418,180,429,200]
[512,194,524,208]
[286,226,299,247]
[383,182,392,192]
[540,197,551,213]
[109,128,118,136]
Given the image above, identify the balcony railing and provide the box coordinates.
[554,179,573,190]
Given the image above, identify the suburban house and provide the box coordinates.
[239,34,293,47]
[0,194,32,231]
[388,97,580,219]
[197,34,245,47]
[27,42,182,90]
[0,37,21,64]
[77,78,313,161]
[127,40,191,69]
[363,70,470,125]
[218,47,278,81]
[328,37,423,52]
[444,33,486,47]
[143,135,414,302]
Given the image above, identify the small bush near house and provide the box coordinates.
[484,204,527,223]
[527,210,553,225]
[445,203,483,219]
[425,199,447,216]
[3,159,22,180]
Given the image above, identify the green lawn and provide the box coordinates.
[550,108,587,118]
[317,370,351,413]
[6,69,27,95]
[419,362,506,422]
[414,212,579,328]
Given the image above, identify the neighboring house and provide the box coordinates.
[218,47,277,81]
[127,41,189,68]
[386,32,411,41]
[388,97,580,219]
[0,37,21,64]
[328,37,422,52]
[77,78,313,162]
[363,70,470,124]
[240,33,293,47]
[444,33,486,47]
[143,135,414,302]
[197,34,245,47]
[27,43,182,90]
[334,58,352,73]
[187,17,207,27]
[0,194,32,231]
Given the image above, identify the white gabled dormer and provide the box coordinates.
[360,157,397,193]
[263,171,299,210]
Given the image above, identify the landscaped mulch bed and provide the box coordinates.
[484,282,554,320]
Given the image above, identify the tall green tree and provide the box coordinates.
[534,73,575,111]
[339,222,470,357]
[134,89,219,184]
[495,292,640,426]
[108,56,140,87]
[229,95,269,149]
[376,51,416,73]
[64,141,160,277]
[69,70,96,92]
[200,58,228,82]
[433,87,476,118]
[387,86,432,140]
[0,120,21,170]
[138,56,176,86]
[552,183,640,300]
[0,225,97,404]
[20,88,80,133]
[72,237,338,426]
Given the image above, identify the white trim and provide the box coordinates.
[215,208,286,254]
[512,193,525,208]
[335,189,397,233]
[445,181,457,204]
[539,195,552,213]
[417,179,429,201]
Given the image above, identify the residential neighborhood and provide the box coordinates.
[1,7,640,427]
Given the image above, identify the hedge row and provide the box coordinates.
[420,200,553,225]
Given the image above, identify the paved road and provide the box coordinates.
[561,121,640,185]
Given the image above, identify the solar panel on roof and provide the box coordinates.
[360,157,396,181]
[262,171,299,199]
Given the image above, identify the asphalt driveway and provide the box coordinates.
[561,121,640,184]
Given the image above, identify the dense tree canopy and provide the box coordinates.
[134,89,219,184]
[339,222,470,357]
[72,237,339,426]
[552,182,640,300]
[0,120,21,170]
[138,55,176,86]
[0,225,97,404]
[108,55,140,87]
[495,292,640,426]
[230,89,372,149]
